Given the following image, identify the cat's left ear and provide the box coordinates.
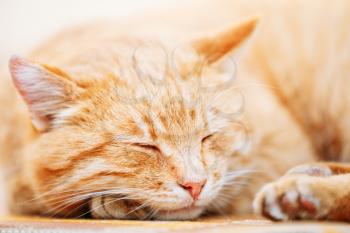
[193,17,258,64]
[9,56,82,132]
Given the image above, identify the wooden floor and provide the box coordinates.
[0,215,348,233]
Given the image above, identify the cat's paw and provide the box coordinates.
[89,196,148,219]
[253,175,336,221]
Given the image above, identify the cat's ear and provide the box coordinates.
[9,56,81,132]
[193,17,258,64]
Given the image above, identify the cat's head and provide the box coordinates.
[9,18,257,220]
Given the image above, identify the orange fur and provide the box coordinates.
[1,0,350,221]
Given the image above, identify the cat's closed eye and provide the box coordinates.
[201,134,214,143]
[132,143,161,153]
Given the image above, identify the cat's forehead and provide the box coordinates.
[122,92,208,143]
[94,85,208,152]
[104,40,203,86]
[105,66,230,147]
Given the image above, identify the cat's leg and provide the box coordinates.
[253,163,350,221]
[89,196,148,219]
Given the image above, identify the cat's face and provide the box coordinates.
[10,18,257,220]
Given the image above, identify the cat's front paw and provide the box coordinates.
[90,196,148,219]
[253,175,335,221]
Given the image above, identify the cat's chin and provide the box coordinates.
[153,206,204,220]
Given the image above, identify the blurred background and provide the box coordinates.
[0,0,202,66]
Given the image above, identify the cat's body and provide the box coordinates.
[1,0,350,221]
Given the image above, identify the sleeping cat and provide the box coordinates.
[1,0,350,221]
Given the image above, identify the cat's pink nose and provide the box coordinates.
[180,180,206,200]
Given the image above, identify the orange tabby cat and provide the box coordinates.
[1,0,350,221]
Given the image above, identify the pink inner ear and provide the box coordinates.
[193,17,258,63]
[9,56,31,100]
[9,56,45,105]
[8,55,70,131]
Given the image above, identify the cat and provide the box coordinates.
[1,0,350,221]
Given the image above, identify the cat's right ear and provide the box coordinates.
[193,17,258,64]
[9,56,81,132]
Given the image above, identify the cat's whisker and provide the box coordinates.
[220,82,279,91]
[73,194,139,219]
[46,194,101,217]
[147,206,161,220]
[222,169,260,182]
[224,179,253,188]
[209,198,228,215]
[125,200,152,217]
[45,190,144,217]
[33,188,117,204]
[19,185,122,204]
[61,187,167,219]
[224,168,260,176]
